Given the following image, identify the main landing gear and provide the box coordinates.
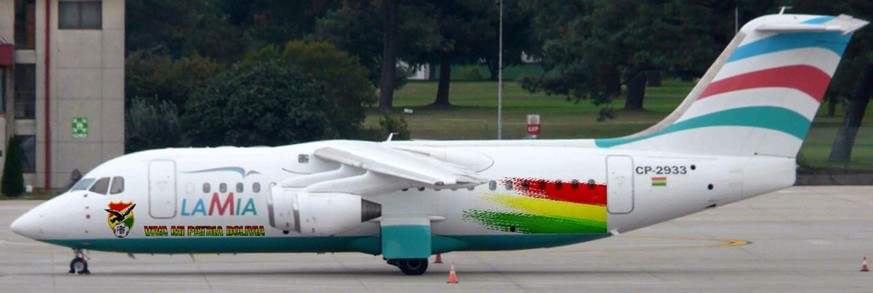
[69,248,90,275]
[387,258,428,275]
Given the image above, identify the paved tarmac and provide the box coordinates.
[1,186,872,292]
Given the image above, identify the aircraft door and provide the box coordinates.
[149,160,177,218]
[606,156,634,214]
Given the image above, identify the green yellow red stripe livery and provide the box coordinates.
[464,178,608,234]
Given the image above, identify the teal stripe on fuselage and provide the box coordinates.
[40,233,609,255]
[727,32,850,63]
[595,106,811,148]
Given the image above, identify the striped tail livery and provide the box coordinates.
[597,14,868,158]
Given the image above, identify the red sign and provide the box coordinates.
[526,114,541,135]
[527,124,541,135]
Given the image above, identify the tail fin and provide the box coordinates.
[596,14,867,157]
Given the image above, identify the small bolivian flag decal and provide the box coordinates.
[652,177,667,186]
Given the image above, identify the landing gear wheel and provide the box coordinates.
[69,257,89,274]
[396,258,428,275]
[68,249,90,274]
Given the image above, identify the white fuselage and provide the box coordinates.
[11,139,795,254]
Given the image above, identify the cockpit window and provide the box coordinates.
[70,178,96,191]
[110,177,125,194]
[89,177,110,194]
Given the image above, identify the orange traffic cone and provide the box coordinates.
[863,256,870,272]
[446,262,459,283]
[434,254,443,264]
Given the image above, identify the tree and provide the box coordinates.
[480,1,537,80]
[785,0,873,162]
[314,0,411,110]
[126,0,204,56]
[521,1,722,111]
[282,40,376,137]
[316,0,500,108]
[126,99,184,152]
[125,52,224,113]
[182,55,336,146]
[2,136,26,197]
[379,0,398,110]
[127,0,339,63]
[403,0,492,106]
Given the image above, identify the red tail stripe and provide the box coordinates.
[699,65,830,103]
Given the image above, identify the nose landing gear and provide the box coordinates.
[69,248,90,275]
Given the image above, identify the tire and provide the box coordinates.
[396,258,428,275]
[69,257,89,274]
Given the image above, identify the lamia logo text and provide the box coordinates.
[181,193,257,216]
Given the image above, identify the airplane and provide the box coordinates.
[9,13,868,275]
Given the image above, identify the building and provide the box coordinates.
[0,0,124,190]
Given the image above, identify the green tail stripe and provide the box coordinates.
[464,210,607,234]
[595,106,811,148]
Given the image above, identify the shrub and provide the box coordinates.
[1,137,26,196]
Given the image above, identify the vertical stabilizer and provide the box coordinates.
[596,14,867,158]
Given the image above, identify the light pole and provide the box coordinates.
[497,0,503,140]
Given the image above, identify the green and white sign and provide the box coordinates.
[72,117,88,138]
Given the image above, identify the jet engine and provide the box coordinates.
[268,188,381,235]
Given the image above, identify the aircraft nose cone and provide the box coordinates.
[10,209,43,239]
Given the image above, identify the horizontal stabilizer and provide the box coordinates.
[757,14,868,35]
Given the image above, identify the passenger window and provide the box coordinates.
[555,180,563,190]
[89,177,110,194]
[571,179,580,190]
[236,183,244,193]
[220,183,227,193]
[203,183,211,193]
[504,181,513,190]
[488,180,497,190]
[538,180,546,189]
[253,182,261,193]
[71,178,96,191]
[109,177,124,194]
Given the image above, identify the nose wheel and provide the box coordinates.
[68,249,90,275]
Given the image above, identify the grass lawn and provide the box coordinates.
[367,79,873,170]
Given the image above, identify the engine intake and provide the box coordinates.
[268,188,381,235]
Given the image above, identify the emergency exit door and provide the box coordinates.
[149,160,177,218]
[606,156,634,214]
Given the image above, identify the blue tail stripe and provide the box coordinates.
[727,32,851,63]
[595,107,811,148]
[802,16,834,24]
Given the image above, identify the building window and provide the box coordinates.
[17,135,36,173]
[14,64,35,119]
[59,1,102,30]
[14,0,36,49]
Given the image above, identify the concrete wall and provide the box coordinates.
[3,0,124,190]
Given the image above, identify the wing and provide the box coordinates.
[277,141,489,197]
